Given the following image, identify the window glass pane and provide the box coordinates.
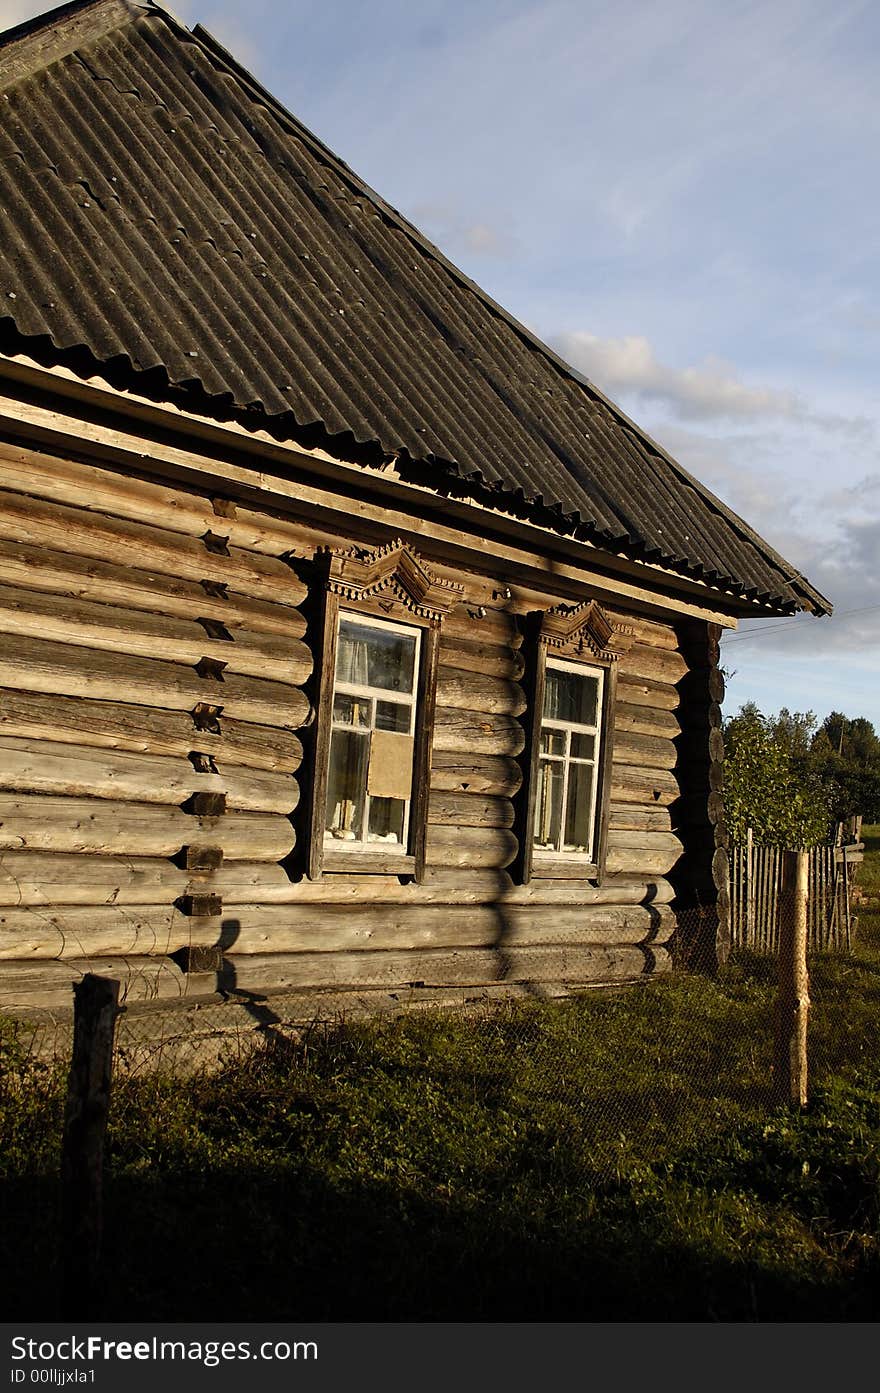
[376,700,411,733]
[563,761,595,853]
[333,693,370,727]
[533,758,564,851]
[540,727,566,756]
[337,619,416,693]
[570,731,595,761]
[325,729,368,840]
[544,666,598,727]
[367,796,406,845]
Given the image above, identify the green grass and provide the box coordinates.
[858,822,880,899]
[2,845,878,1322]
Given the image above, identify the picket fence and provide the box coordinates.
[729,830,862,952]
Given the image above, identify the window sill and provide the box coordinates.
[322,848,417,876]
[530,858,600,881]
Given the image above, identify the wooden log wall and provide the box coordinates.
[667,619,729,969]
[0,436,308,1009]
[0,433,720,1016]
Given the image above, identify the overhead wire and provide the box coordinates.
[722,602,880,644]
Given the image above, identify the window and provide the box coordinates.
[533,658,604,861]
[306,539,459,880]
[516,599,631,884]
[324,612,421,855]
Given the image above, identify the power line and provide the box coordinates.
[722,602,880,644]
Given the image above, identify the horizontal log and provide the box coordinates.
[0,855,344,911]
[677,701,723,734]
[454,869,676,906]
[0,487,306,605]
[229,867,675,907]
[430,752,523,797]
[438,634,525,680]
[0,738,299,814]
[0,440,318,559]
[0,903,210,956]
[0,581,311,684]
[607,829,685,853]
[678,667,726,707]
[605,845,683,875]
[0,796,296,860]
[618,643,688,684]
[0,633,310,728]
[0,537,307,637]
[605,608,680,651]
[616,675,679,712]
[0,900,675,960]
[0,956,188,1011]
[0,687,303,773]
[0,853,189,908]
[613,702,680,740]
[432,708,525,757]
[608,802,674,833]
[424,824,518,868]
[436,667,527,717]
[609,766,679,805]
[613,730,678,771]
[169,902,678,956]
[442,607,522,646]
[220,943,659,992]
[427,792,514,828]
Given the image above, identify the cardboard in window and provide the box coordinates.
[367,730,414,799]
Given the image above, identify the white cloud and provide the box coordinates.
[650,423,880,668]
[552,330,801,422]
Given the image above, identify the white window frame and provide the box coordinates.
[323,610,422,857]
[532,656,605,863]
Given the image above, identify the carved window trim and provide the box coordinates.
[306,540,460,880]
[517,600,634,884]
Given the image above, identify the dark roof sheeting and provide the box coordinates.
[0,0,830,614]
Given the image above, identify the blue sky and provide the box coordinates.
[4,0,879,730]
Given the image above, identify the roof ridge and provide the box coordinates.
[0,0,149,89]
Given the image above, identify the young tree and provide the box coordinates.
[723,704,832,847]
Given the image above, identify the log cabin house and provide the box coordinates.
[0,0,830,1030]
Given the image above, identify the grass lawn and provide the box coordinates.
[2,833,878,1322]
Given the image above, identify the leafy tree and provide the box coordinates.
[810,713,880,822]
[764,707,819,759]
[723,704,832,848]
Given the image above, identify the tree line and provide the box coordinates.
[723,704,880,848]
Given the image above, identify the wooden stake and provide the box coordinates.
[775,850,809,1106]
[745,825,754,947]
[842,847,852,953]
[60,973,121,1319]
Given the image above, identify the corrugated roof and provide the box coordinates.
[0,0,830,615]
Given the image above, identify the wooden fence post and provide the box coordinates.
[60,973,121,1319]
[744,825,753,946]
[774,850,809,1106]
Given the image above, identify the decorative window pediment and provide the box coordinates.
[538,600,635,663]
[322,539,464,622]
